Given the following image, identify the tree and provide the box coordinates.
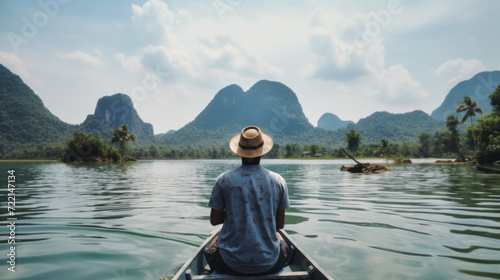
[398,142,411,157]
[267,144,281,158]
[490,84,500,113]
[284,143,300,158]
[62,130,120,162]
[432,130,451,156]
[308,145,320,156]
[474,90,500,164]
[418,133,432,157]
[374,138,389,157]
[445,115,460,154]
[111,124,136,156]
[474,114,500,164]
[149,145,160,159]
[454,96,484,150]
[346,129,361,154]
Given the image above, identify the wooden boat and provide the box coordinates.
[171,227,334,280]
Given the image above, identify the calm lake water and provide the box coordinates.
[1,159,499,280]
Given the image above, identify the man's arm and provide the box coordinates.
[210,208,225,226]
[276,209,286,229]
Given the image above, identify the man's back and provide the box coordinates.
[209,164,289,274]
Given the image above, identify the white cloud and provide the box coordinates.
[435,58,486,89]
[56,50,104,67]
[175,9,193,25]
[337,64,429,108]
[139,44,196,82]
[126,0,282,87]
[0,51,30,80]
[303,7,428,105]
[302,28,370,81]
[384,64,429,101]
[93,48,103,57]
[115,53,142,72]
[196,36,282,78]
[303,8,391,81]
[131,0,176,45]
[0,51,46,94]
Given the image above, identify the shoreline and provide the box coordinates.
[0,159,59,163]
[0,157,460,162]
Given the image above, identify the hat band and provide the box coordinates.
[239,141,264,150]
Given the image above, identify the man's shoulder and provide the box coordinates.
[216,166,243,181]
[218,165,284,181]
[259,166,286,185]
[270,171,286,185]
[223,166,244,176]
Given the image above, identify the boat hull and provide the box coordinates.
[171,227,333,280]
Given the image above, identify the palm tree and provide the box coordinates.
[374,138,389,157]
[111,124,136,156]
[445,115,460,154]
[454,96,484,150]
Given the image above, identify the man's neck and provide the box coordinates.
[242,157,261,165]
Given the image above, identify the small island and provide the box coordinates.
[61,124,137,163]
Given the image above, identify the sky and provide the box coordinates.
[0,0,499,134]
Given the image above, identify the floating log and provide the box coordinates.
[341,163,391,174]
[455,156,474,163]
[341,148,390,174]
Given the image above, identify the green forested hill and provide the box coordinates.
[160,80,443,149]
[0,64,75,153]
[0,65,156,158]
[336,110,445,144]
[431,71,500,120]
[159,80,320,148]
[0,63,450,157]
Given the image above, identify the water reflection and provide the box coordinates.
[264,160,500,279]
[1,160,499,280]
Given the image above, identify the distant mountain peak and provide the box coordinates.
[431,70,500,120]
[80,93,155,144]
[219,83,244,93]
[247,80,300,101]
[94,93,136,133]
[317,113,353,130]
[162,80,314,146]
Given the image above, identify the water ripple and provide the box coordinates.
[1,160,499,280]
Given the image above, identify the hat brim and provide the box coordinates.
[229,132,274,158]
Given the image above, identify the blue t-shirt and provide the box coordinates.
[208,164,290,274]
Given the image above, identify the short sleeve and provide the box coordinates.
[208,174,225,212]
[277,176,290,211]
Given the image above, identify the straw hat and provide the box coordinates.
[229,126,273,158]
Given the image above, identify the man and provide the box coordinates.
[207,126,290,275]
